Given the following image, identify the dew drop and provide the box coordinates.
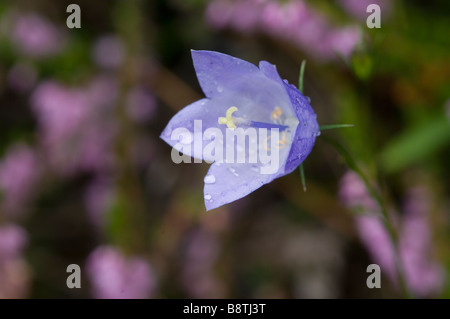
[204,174,216,184]
[204,194,212,201]
[251,165,259,173]
[217,86,223,93]
[228,167,239,177]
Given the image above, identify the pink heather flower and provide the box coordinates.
[77,123,117,173]
[125,86,156,124]
[339,171,444,297]
[354,215,397,280]
[0,224,30,298]
[206,0,362,61]
[86,246,156,299]
[84,176,115,229]
[7,63,37,92]
[0,224,28,261]
[260,2,283,35]
[205,0,234,30]
[271,1,359,61]
[0,144,41,216]
[327,27,362,60]
[31,81,91,175]
[31,77,118,175]
[31,81,90,140]
[289,8,330,59]
[277,1,313,38]
[339,0,391,21]
[11,13,65,58]
[181,228,224,298]
[92,35,125,69]
[228,0,266,33]
[338,171,378,212]
[400,187,444,296]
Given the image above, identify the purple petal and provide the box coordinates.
[204,162,276,211]
[191,51,294,124]
[191,50,260,98]
[259,62,319,174]
[258,61,285,87]
[160,98,222,162]
[283,82,319,174]
[161,69,296,164]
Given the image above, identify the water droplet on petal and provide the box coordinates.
[217,86,223,93]
[204,174,216,184]
[251,165,259,173]
[204,193,212,200]
[228,167,239,177]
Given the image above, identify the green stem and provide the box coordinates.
[298,60,306,94]
[297,61,308,192]
[319,124,354,131]
[298,164,307,192]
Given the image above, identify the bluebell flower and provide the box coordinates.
[161,50,319,211]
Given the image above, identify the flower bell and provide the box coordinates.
[161,50,320,210]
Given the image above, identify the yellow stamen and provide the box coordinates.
[277,131,287,149]
[264,132,287,151]
[270,106,282,121]
[218,106,238,130]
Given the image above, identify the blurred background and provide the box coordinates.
[0,0,449,298]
